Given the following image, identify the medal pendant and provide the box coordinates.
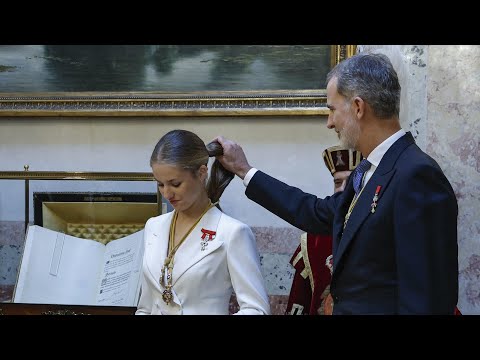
[162,287,173,305]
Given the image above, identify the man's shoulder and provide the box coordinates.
[397,143,444,172]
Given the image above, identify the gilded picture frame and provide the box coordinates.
[0,45,356,117]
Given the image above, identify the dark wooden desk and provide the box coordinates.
[0,302,136,315]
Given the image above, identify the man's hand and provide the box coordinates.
[321,293,334,315]
[213,136,252,180]
[317,286,334,315]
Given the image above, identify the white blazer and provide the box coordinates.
[135,206,271,315]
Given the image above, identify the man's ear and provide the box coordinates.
[353,96,366,119]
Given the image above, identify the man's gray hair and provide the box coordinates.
[326,53,401,119]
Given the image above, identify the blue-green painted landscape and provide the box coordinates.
[0,45,331,93]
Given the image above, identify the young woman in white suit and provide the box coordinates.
[135,129,271,315]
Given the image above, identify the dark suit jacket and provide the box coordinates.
[246,132,458,314]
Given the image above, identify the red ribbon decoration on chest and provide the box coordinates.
[201,228,216,240]
[371,185,382,214]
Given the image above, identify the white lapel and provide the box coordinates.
[144,212,172,289]
[144,212,185,308]
[171,206,223,286]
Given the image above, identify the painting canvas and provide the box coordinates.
[0,45,332,92]
[0,45,356,116]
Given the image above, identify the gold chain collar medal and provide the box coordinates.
[161,200,218,305]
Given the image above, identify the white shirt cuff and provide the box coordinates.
[243,168,258,187]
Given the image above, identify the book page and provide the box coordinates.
[95,229,144,306]
[13,225,105,305]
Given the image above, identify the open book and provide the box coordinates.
[13,225,145,307]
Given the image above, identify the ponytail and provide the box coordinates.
[205,141,234,210]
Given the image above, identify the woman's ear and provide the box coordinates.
[198,164,208,182]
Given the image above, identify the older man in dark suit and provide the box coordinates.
[214,53,458,314]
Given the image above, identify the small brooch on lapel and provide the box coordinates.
[200,228,216,251]
[371,185,382,213]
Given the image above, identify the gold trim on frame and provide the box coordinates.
[0,170,154,181]
[330,45,358,68]
[0,45,356,117]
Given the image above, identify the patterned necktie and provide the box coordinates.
[352,159,371,195]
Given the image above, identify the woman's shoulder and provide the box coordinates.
[145,212,172,228]
[218,210,252,232]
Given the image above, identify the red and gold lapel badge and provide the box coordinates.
[371,185,382,214]
[200,228,216,251]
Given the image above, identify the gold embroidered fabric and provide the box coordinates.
[67,223,144,244]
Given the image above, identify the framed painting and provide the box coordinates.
[0,45,356,117]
